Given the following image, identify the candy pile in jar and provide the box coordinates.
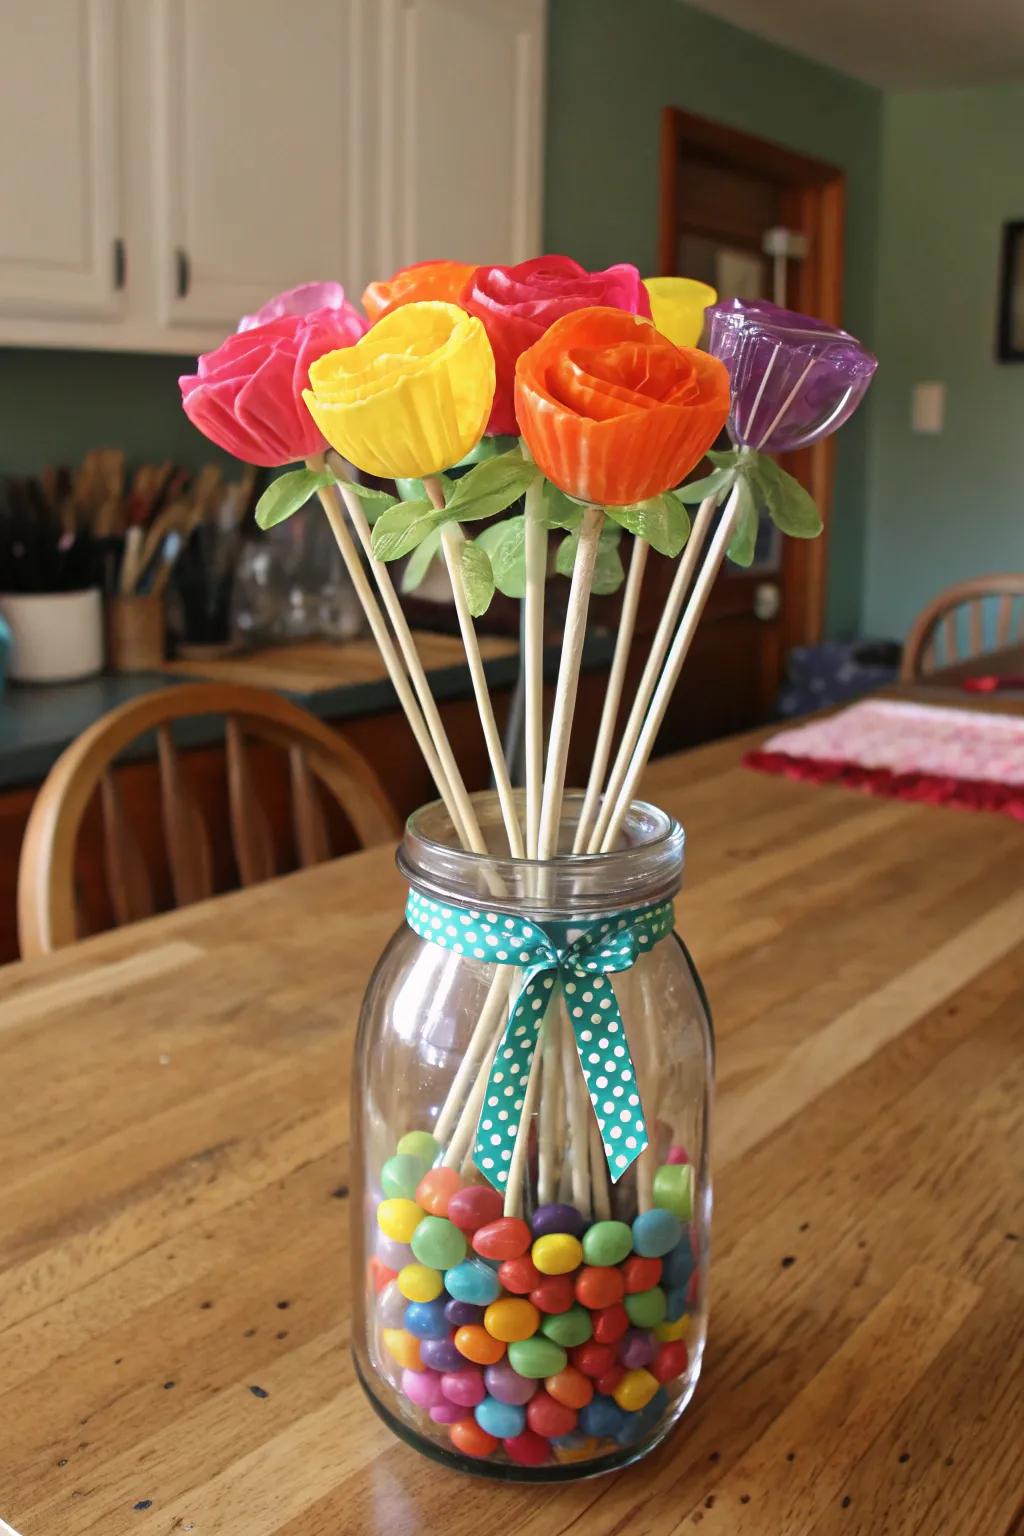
[370,1130,697,1468]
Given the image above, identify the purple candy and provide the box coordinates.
[376,1233,413,1270]
[420,1335,464,1373]
[530,1202,586,1239]
[429,1401,466,1423]
[444,1298,484,1327]
[401,1366,446,1409]
[441,1366,486,1408]
[618,1329,656,1370]
[484,1360,538,1405]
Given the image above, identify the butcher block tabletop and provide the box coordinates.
[1,706,1022,1536]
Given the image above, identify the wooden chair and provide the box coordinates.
[17,682,401,957]
[900,574,1024,681]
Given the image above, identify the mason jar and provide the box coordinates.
[350,791,713,1479]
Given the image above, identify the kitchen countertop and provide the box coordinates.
[1,697,1020,1535]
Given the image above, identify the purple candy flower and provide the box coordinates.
[706,298,877,453]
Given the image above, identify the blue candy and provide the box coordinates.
[444,1259,501,1306]
[617,1387,669,1445]
[661,1235,694,1288]
[632,1208,682,1259]
[664,1285,689,1323]
[403,1299,449,1339]
[579,1395,626,1437]
[475,1395,526,1439]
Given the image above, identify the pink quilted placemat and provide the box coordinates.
[745,700,1024,819]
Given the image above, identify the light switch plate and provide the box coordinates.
[912,381,945,434]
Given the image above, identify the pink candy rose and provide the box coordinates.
[179,307,362,467]
[237,280,367,337]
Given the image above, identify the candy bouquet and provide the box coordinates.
[181,259,876,1478]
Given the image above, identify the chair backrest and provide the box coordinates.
[900,574,1024,681]
[17,681,401,957]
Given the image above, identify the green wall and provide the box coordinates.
[544,0,883,636]
[863,83,1024,638]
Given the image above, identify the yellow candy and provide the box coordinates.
[655,1314,690,1343]
[554,1436,600,1464]
[532,1233,583,1276]
[613,1368,660,1413]
[397,1263,443,1303]
[377,1198,422,1244]
[484,1297,540,1342]
[382,1328,423,1371]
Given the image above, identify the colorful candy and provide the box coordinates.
[581,1220,632,1267]
[579,1395,625,1437]
[575,1266,625,1309]
[397,1263,443,1303]
[404,1299,450,1339]
[475,1396,525,1438]
[381,1153,430,1200]
[447,1184,504,1233]
[570,1341,618,1379]
[612,1368,660,1413]
[618,1329,656,1370]
[396,1130,440,1163]
[441,1366,486,1407]
[419,1336,465,1372]
[532,1233,583,1275]
[504,1429,550,1466]
[377,1198,422,1244]
[378,1280,409,1329]
[530,1273,576,1315]
[484,1298,540,1342]
[530,1202,587,1238]
[652,1163,693,1220]
[540,1304,592,1348]
[382,1328,423,1372]
[591,1303,629,1344]
[655,1313,689,1342]
[621,1256,662,1294]
[444,1298,484,1327]
[402,1366,445,1407]
[545,1366,594,1410]
[507,1336,567,1379]
[455,1325,506,1366]
[411,1216,467,1270]
[651,1340,689,1382]
[632,1209,682,1258]
[472,1217,531,1261]
[624,1287,667,1328]
[499,1255,542,1294]
[527,1388,577,1438]
[415,1166,463,1215]
[450,1417,498,1459]
[484,1359,537,1405]
[445,1259,501,1306]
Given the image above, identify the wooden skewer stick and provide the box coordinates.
[589,1118,612,1220]
[441,996,509,1173]
[536,998,562,1205]
[423,478,525,858]
[587,493,718,852]
[432,969,512,1144]
[536,505,605,860]
[503,1025,545,1218]
[560,1004,591,1218]
[599,484,744,850]
[573,536,649,852]
[523,482,548,859]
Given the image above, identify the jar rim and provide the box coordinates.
[397,791,685,917]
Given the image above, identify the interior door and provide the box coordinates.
[377,0,546,272]
[646,109,844,747]
[0,0,123,322]
[150,0,369,334]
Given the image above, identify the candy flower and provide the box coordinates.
[303,300,495,479]
[461,256,653,435]
[514,307,730,507]
[643,277,717,349]
[179,308,365,467]
[362,260,477,322]
[237,280,368,338]
[706,298,877,452]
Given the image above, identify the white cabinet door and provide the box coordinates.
[151,0,368,334]
[0,0,123,320]
[378,0,546,274]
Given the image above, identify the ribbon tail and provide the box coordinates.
[472,966,557,1191]
[563,969,648,1183]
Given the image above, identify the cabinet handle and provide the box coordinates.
[175,247,191,299]
[112,237,126,290]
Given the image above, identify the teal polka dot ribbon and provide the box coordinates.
[405,890,676,1191]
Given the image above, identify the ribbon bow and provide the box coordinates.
[405,891,675,1192]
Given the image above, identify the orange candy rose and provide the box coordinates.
[514,307,730,506]
[362,260,476,322]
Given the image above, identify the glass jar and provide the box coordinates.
[351,791,713,1479]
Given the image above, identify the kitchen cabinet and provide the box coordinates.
[0,0,547,354]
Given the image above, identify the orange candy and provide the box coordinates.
[622,1256,663,1294]
[514,306,730,508]
[450,1417,499,1459]
[545,1366,594,1411]
[362,260,476,322]
[415,1166,462,1217]
[381,1328,422,1372]
[368,1257,396,1294]
[575,1265,625,1310]
[454,1325,506,1366]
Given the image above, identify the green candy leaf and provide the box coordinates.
[454,435,520,466]
[395,473,454,505]
[445,449,539,523]
[254,467,333,530]
[477,515,527,599]
[400,527,442,593]
[370,499,443,561]
[726,477,759,567]
[674,463,737,504]
[748,454,823,538]
[537,478,583,531]
[460,537,495,616]
[556,523,624,594]
[606,493,690,558]
[337,479,400,523]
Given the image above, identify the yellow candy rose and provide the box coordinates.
[643,277,718,349]
[303,300,495,478]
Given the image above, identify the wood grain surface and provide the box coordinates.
[161,635,516,694]
[1,698,1022,1536]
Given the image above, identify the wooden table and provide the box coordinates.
[2,705,1022,1536]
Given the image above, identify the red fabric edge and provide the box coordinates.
[743,750,1024,821]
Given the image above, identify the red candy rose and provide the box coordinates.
[460,255,652,435]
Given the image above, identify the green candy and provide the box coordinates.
[397,1130,440,1163]
[540,1304,593,1348]
[581,1219,633,1267]
[410,1215,466,1270]
[507,1336,568,1379]
[624,1286,667,1328]
[380,1153,429,1201]
[652,1162,693,1221]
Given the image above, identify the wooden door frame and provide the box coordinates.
[659,107,846,651]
